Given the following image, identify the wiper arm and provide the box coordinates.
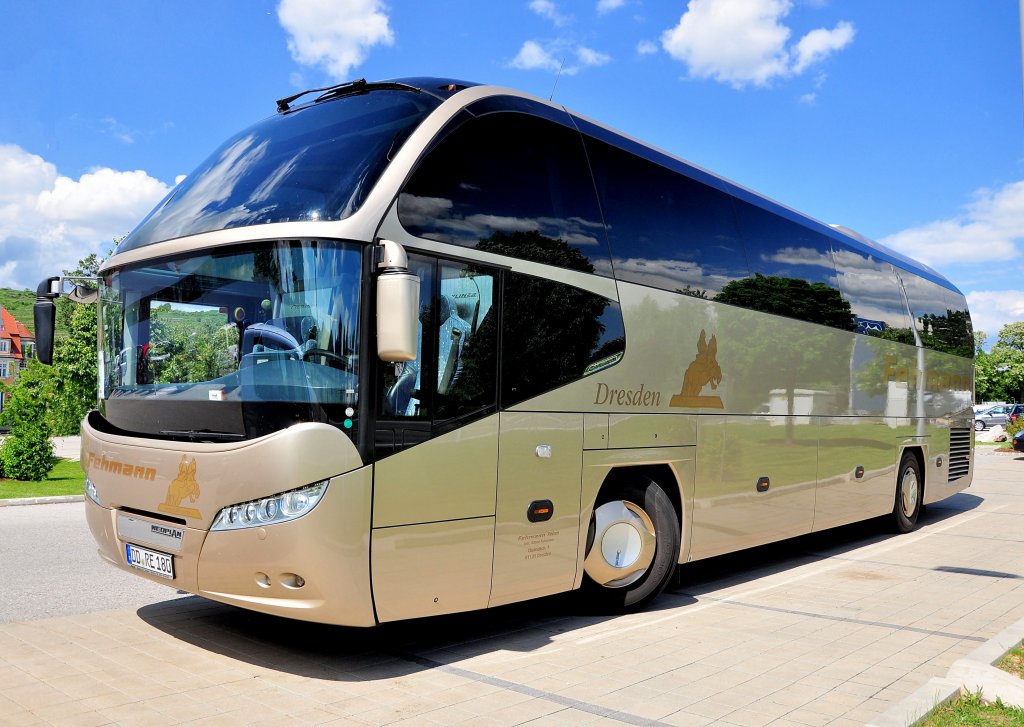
[160,429,246,442]
[276,78,422,113]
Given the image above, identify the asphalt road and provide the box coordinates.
[0,501,187,623]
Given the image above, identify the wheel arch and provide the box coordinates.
[597,464,683,539]
[898,445,926,498]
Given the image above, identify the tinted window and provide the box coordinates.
[501,272,624,407]
[723,201,854,330]
[900,273,973,357]
[830,243,913,337]
[398,110,609,274]
[583,136,747,297]
[122,90,442,251]
[380,258,498,421]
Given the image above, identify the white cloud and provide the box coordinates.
[966,291,1024,339]
[637,40,659,56]
[577,46,611,67]
[0,144,170,290]
[277,0,394,81]
[597,0,626,14]
[510,40,566,74]
[880,180,1024,267]
[529,0,570,27]
[659,0,854,89]
[792,21,855,73]
[509,39,611,75]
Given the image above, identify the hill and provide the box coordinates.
[0,288,36,335]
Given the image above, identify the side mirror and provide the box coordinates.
[375,240,419,362]
[33,276,60,365]
[67,283,99,304]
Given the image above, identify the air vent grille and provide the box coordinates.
[948,427,971,482]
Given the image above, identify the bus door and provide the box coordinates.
[370,256,501,623]
[489,411,584,607]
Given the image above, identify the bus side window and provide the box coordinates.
[382,256,434,418]
[435,262,498,422]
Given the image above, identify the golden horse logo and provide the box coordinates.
[158,456,202,520]
[670,329,724,409]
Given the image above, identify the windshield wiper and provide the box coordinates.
[160,429,246,442]
[276,78,422,113]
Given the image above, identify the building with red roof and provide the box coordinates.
[0,306,35,413]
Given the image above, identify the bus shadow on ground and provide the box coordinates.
[136,492,983,681]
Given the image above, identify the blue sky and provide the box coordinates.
[0,0,1020,340]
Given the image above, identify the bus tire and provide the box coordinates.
[893,451,923,533]
[582,477,680,611]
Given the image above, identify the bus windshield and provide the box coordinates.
[119,88,443,251]
[98,240,362,442]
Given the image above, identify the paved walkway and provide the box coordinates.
[0,448,1022,726]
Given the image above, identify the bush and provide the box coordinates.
[1006,418,1024,438]
[0,359,55,481]
[0,430,53,481]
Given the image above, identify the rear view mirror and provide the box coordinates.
[33,277,60,365]
[377,270,420,362]
[375,239,419,362]
[67,283,99,304]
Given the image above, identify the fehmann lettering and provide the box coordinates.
[882,355,970,392]
[594,382,662,408]
[87,453,157,481]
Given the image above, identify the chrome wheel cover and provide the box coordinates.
[899,466,919,518]
[584,500,657,588]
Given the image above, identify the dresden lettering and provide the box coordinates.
[594,382,662,408]
[87,453,156,481]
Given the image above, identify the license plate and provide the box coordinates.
[125,543,175,580]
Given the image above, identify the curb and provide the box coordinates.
[0,495,84,507]
[868,616,1024,726]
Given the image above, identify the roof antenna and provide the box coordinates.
[549,58,565,102]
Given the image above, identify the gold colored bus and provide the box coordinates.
[34,78,974,626]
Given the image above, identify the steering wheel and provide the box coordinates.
[300,347,353,371]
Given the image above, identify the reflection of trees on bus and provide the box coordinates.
[713,273,856,443]
[474,231,624,406]
[714,273,857,332]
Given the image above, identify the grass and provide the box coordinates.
[922,643,1024,725]
[998,642,1024,681]
[0,458,85,499]
[923,690,1024,726]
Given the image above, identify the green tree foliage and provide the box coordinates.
[0,360,54,480]
[975,322,1024,403]
[47,302,97,435]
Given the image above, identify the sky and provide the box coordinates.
[0,0,1021,341]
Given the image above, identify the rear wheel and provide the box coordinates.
[582,477,680,610]
[892,451,923,533]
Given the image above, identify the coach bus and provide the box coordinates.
[34,78,974,626]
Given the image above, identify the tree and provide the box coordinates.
[976,322,1024,403]
[46,249,110,435]
[0,360,54,480]
[47,302,97,435]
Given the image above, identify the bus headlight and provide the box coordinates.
[210,480,328,531]
[85,478,100,506]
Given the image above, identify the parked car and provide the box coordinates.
[1013,429,1024,453]
[975,403,1024,431]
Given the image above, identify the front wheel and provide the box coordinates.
[892,452,923,533]
[974,420,985,432]
[582,477,680,611]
